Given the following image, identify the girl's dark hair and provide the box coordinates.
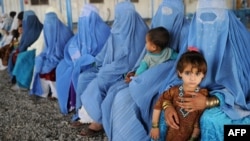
[147,26,169,50]
[176,50,207,77]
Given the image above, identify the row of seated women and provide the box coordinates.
[5,0,250,141]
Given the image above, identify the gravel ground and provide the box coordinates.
[0,69,107,141]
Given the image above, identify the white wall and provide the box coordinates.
[1,0,235,25]
[2,0,21,18]
[184,0,234,14]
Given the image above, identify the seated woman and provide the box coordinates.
[30,11,74,99]
[11,8,66,92]
[171,0,250,140]
[8,10,43,89]
[56,4,110,115]
[72,1,149,136]
[14,7,66,94]
[101,0,189,140]
[109,0,250,141]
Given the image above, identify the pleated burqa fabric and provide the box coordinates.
[101,0,190,140]
[77,1,148,124]
[31,12,73,96]
[182,0,250,140]
[14,7,66,90]
[56,4,110,115]
[192,1,250,120]
[155,0,250,140]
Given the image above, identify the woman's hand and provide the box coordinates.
[177,91,207,112]
[164,107,179,129]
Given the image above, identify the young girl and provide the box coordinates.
[150,47,208,141]
[125,26,178,83]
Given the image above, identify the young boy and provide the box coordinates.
[125,26,178,83]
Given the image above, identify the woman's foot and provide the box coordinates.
[79,122,104,136]
[48,96,57,101]
[88,122,103,130]
[70,120,85,128]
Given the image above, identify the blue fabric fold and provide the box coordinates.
[101,0,189,140]
[56,4,110,114]
[31,12,73,96]
[186,0,250,120]
[78,1,149,123]
[12,50,35,88]
[8,10,43,78]
[158,0,250,140]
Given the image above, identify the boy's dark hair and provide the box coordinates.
[147,26,169,50]
[11,29,19,39]
[17,11,24,21]
[177,50,207,77]
[10,11,16,18]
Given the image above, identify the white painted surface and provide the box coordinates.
[1,0,235,24]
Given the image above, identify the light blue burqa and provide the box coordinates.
[10,10,43,87]
[184,0,250,140]
[30,12,73,96]
[154,0,250,140]
[101,0,189,140]
[77,1,149,124]
[151,0,186,52]
[56,4,110,115]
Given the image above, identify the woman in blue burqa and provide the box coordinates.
[30,12,74,99]
[101,0,190,140]
[12,7,67,93]
[8,10,43,88]
[157,0,250,140]
[56,4,110,115]
[180,0,250,140]
[74,1,149,135]
[107,0,250,141]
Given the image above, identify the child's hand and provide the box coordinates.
[124,72,135,83]
[164,107,179,129]
[150,128,160,140]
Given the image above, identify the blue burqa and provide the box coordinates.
[56,4,110,115]
[10,10,43,87]
[77,1,149,124]
[101,0,190,140]
[30,12,73,96]
[183,0,250,140]
[150,0,250,140]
